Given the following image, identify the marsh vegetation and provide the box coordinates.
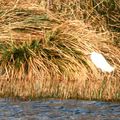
[0,0,120,101]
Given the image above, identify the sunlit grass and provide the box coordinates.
[0,0,119,101]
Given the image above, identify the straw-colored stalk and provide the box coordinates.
[0,1,119,101]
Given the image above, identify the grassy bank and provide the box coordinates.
[0,0,120,101]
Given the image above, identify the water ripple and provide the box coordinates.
[0,99,120,120]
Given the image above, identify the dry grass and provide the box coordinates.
[0,0,120,101]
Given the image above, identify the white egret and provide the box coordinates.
[90,52,114,73]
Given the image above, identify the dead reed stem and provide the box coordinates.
[0,0,120,101]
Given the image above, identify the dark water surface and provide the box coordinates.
[0,99,120,120]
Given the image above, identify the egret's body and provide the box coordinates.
[90,52,114,73]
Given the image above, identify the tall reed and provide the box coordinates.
[0,0,120,101]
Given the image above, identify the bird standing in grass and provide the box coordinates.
[90,52,115,73]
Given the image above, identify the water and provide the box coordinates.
[0,99,120,120]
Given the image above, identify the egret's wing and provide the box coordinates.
[90,52,114,73]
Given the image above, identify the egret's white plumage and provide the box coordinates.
[90,52,114,73]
